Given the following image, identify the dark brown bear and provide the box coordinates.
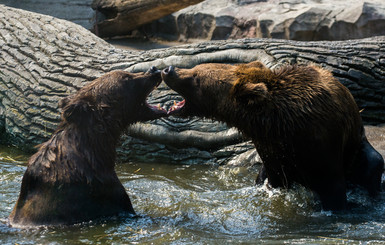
[9,67,167,227]
[162,61,384,211]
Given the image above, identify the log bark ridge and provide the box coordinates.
[0,5,384,165]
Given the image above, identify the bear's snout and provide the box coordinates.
[162,66,174,76]
[147,66,160,74]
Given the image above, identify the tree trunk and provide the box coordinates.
[92,0,205,37]
[0,6,384,165]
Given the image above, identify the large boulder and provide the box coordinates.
[140,0,385,41]
[92,0,204,37]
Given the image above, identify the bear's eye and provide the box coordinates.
[193,74,200,87]
[122,74,132,82]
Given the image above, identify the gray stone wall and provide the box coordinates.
[0,0,94,30]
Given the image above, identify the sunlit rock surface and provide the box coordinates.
[141,0,385,41]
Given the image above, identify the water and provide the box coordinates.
[1,146,385,244]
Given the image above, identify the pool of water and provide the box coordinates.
[1,145,385,244]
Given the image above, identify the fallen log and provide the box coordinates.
[0,5,384,165]
[92,0,204,37]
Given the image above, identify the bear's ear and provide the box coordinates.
[231,81,268,105]
[60,96,95,123]
[58,96,73,109]
[243,61,266,69]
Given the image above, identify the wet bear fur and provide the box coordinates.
[162,61,384,211]
[9,68,166,227]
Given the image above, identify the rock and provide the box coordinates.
[364,125,385,159]
[140,0,385,41]
[92,0,205,37]
[0,5,385,165]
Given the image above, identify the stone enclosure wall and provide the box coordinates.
[136,0,385,42]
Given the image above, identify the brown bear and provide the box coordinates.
[8,67,167,227]
[162,61,384,211]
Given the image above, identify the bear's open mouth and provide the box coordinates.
[168,99,185,114]
[146,102,167,114]
[144,66,168,115]
[161,66,186,115]
[145,84,168,115]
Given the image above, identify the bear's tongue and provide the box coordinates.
[168,100,185,114]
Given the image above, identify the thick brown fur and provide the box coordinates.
[162,61,384,211]
[9,69,166,227]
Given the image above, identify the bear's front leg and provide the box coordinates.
[350,137,384,196]
[255,164,267,185]
[312,177,347,211]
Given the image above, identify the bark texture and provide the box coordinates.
[0,5,384,164]
[92,0,204,37]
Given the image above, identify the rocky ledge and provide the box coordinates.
[139,0,385,41]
